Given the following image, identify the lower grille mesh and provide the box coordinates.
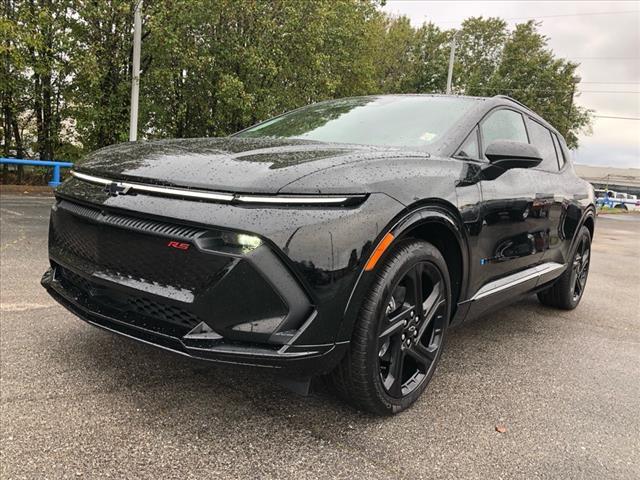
[58,266,201,330]
[127,297,200,329]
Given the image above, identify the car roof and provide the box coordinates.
[365,93,559,135]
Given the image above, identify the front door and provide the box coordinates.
[472,108,553,296]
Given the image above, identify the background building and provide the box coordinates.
[574,165,640,196]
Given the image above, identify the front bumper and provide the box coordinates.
[42,267,347,375]
[42,198,355,375]
[42,179,405,376]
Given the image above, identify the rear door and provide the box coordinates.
[524,117,574,268]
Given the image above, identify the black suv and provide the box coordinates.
[42,95,595,414]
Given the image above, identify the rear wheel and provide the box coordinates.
[537,226,591,310]
[331,240,451,415]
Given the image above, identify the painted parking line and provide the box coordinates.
[0,302,56,312]
[0,208,24,216]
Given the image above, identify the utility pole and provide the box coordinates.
[129,0,142,142]
[568,75,580,121]
[446,30,460,95]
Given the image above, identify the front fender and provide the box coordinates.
[336,203,470,342]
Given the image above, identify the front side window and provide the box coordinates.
[480,109,528,155]
[236,96,478,148]
[527,119,559,172]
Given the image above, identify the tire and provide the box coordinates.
[330,239,451,415]
[537,226,591,310]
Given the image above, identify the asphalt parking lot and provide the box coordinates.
[1,194,639,480]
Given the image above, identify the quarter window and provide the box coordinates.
[527,119,559,172]
[455,128,480,160]
[481,109,528,156]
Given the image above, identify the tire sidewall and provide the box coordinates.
[365,241,452,414]
[567,227,592,308]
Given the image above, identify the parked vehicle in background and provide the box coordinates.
[595,189,639,211]
[42,94,596,415]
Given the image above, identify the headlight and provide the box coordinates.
[196,230,263,254]
[225,233,262,250]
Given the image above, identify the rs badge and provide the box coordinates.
[167,241,190,250]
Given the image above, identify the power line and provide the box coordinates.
[579,90,639,94]
[594,115,640,120]
[572,57,639,60]
[581,81,639,85]
[500,10,640,21]
[433,9,640,24]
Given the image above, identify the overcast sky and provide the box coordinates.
[380,0,640,168]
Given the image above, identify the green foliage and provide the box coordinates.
[68,0,137,149]
[483,21,592,148]
[1,1,592,176]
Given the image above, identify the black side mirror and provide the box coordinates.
[485,140,542,170]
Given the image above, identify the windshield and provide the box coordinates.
[236,96,478,148]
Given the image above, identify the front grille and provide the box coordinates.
[59,200,203,238]
[47,198,302,347]
[50,200,232,293]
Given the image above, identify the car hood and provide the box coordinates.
[75,137,423,194]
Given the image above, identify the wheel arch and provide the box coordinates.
[582,210,595,239]
[573,205,596,248]
[391,201,469,311]
[337,199,471,342]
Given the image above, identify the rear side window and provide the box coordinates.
[527,119,559,172]
[481,109,528,156]
[552,133,566,169]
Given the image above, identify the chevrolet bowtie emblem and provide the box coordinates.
[104,182,132,196]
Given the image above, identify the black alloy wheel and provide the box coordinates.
[330,239,451,415]
[538,226,592,310]
[571,234,590,303]
[378,261,447,398]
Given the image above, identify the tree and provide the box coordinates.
[487,21,592,148]
[411,22,451,94]
[1,2,593,186]
[68,0,137,149]
[140,0,384,139]
[1,0,29,181]
[454,17,508,96]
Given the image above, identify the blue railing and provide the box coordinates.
[0,158,74,187]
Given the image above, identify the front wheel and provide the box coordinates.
[330,240,451,415]
[537,226,591,310]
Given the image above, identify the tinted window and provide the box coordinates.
[552,133,566,169]
[481,109,528,155]
[455,128,480,160]
[527,120,559,171]
[237,96,478,147]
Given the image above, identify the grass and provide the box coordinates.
[597,206,638,215]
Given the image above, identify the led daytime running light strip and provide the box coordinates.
[70,170,361,205]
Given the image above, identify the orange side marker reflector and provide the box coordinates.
[364,232,395,271]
